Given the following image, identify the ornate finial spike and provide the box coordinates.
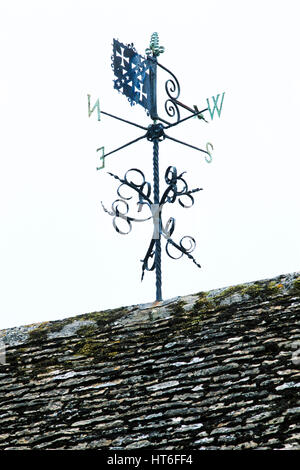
[145,32,165,57]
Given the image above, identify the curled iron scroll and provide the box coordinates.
[141,239,156,280]
[161,216,175,239]
[112,199,132,235]
[161,166,202,207]
[165,236,200,268]
[124,168,146,187]
[102,169,153,236]
[165,99,180,123]
[179,193,194,208]
[162,69,180,101]
[157,61,181,124]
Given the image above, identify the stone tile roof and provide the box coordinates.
[0,272,299,450]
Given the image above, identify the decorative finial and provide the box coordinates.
[145,32,165,57]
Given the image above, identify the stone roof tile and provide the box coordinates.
[0,271,299,449]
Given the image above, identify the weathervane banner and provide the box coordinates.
[112,39,152,114]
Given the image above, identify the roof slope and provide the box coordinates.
[0,272,300,450]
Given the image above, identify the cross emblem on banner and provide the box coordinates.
[135,82,147,102]
[112,39,152,112]
[116,45,129,68]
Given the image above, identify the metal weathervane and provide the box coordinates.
[88,33,225,302]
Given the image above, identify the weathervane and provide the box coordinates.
[88,33,225,302]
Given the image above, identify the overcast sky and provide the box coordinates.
[0,0,299,330]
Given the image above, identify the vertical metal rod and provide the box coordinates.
[153,138,162,301]
[151,46,161,300]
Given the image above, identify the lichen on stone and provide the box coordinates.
[292,276,300,295]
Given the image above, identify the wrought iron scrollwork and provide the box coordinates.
[158,166,202,271]
[164,99,180,123]
[160,165,202,209]
[159,62,180,101]
[157,62,181,124]
[165,236,200,268]
[101,169,153,235]
[102,165,203,279]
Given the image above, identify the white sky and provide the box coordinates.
[0,0,299,330]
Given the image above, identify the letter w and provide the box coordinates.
[206,92,225,120]
[87,94,101,121]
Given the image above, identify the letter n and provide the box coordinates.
[87,94,101,121]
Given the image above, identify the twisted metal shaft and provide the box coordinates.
[153,138,162,301]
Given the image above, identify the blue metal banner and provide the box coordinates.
[112,39,152,114]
